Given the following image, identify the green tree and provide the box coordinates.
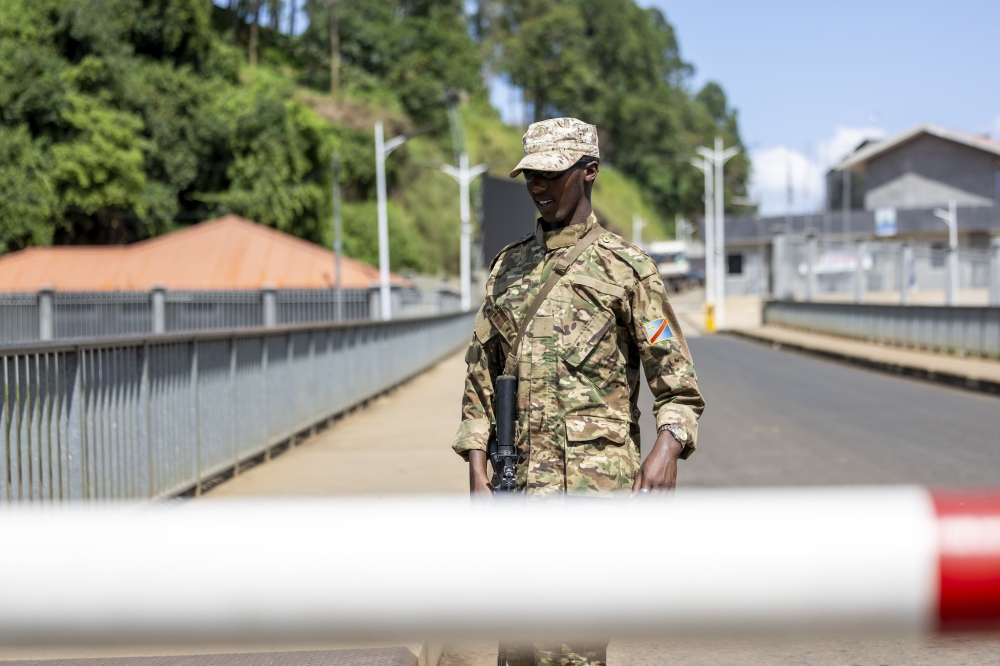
[480,0,750,223]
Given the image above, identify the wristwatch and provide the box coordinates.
[658,424,688,449]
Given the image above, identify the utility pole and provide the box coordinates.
[373,121,433,320]
[332,152,343,321]
[690,156,714,331]
[439,153,487,312]
[933,199,959,306]
[697,137,740,331]
[632,213,645,247]
[842,168,852,245]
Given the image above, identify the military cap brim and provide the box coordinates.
[509,150,590,178]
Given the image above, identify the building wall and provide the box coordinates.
[863,134,997,210]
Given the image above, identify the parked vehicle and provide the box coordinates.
[647,241,701,291]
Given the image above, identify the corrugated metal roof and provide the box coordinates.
[836,124,1000,171]
[0,215,411,292]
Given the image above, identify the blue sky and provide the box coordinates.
[639,0,1000,215]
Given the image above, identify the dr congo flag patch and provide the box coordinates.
[643,318,673,345]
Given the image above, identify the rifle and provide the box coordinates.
[488,374,518,493]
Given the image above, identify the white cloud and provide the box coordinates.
[750,125,885,217]
[817,125,885,168]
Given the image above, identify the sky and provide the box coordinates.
[638,0,1000,216]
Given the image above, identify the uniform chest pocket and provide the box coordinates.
[561,309,620,389]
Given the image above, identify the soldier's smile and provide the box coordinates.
[535,197,555,210]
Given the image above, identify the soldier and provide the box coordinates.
[452,118,705,665]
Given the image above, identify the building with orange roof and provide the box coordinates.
[0,215,411,292]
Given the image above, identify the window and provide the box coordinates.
[727,253,744,275]
[995,165,1000,201]
[931,243,947,268]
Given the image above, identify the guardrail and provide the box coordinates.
[0,287,464,345]
[0,311,474,502]
[763,300,1000,358]
[0,489,997,644]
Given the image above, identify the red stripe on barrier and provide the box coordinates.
[933,490,1000,631]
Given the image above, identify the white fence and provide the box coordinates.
[772,237,1000,306]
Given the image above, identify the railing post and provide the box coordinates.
[772,230,789,300]
[229,337,238,475]
[806,233,818,303]
[151,286,166,334]
[65,349,85,500]
[990,236,1000,308]
[854,241,867,304]
[900,243,913,306]
[262,286,277,328]
[190,340,201,495]
[38,288,54,341]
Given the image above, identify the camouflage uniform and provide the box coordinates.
[452,212,704,493]
[453,118,705,665]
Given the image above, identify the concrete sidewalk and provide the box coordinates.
[731,325,1000,395]
[205,351,470,497]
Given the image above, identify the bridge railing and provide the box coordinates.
[762,300,1000,358]
[0,311,475,503]
[0,287,463,346]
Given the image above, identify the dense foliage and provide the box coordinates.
[476,0,750,217]
[0,0,750,273]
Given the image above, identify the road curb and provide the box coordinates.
[726,329,1000,398]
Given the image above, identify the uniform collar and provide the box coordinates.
[534,212,599,251]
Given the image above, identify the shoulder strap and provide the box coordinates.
[502,225,605,376]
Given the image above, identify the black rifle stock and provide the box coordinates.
[488,374,518,493]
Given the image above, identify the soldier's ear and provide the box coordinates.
[583,161,599,183]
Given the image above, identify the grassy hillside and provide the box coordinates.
[0,0,679,276]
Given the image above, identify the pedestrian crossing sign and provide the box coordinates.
[644,318,673,345]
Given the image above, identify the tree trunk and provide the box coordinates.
[231,0,241,42]
[329,0,340,95]
[249,0,260,66]
[533,87,546,123]
[289,0,296,37]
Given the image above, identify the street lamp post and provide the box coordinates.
[374,121,432,320]
[332,152,343,321]
[933,199,959,306]
[690,156,714,331]
[697,137,740,331]
[439,152,488,312]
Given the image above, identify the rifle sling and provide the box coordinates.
[502,225,605,376]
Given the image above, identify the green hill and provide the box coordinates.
[0,0,743,275]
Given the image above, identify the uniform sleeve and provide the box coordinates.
[629,272,706,459]
[452,303,501,460]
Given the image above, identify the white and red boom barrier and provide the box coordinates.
[0,487,998,644]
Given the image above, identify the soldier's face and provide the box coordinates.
[525,161,599,224]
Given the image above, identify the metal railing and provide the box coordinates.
[0,288,462,345]
[773,237,1000,305]
[0,311,475,502]
[763,300,1000,358]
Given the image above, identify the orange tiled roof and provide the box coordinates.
[0,215,411,292]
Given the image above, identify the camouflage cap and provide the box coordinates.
[509,117,600,178]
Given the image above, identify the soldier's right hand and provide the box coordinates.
[468,450,494,499]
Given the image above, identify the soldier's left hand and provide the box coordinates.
[631,430,683,497]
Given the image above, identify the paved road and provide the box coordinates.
[637,334,1000,488]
